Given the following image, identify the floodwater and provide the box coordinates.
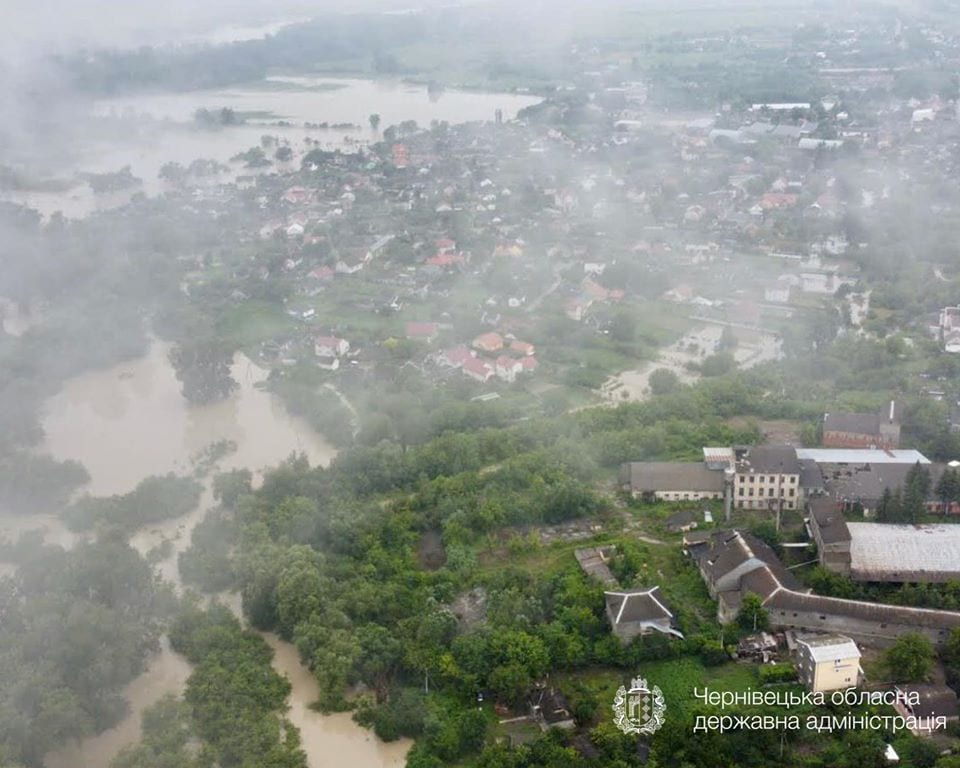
[40,340,334,497]
[45,637,192,768]
[264,634,411,768]
[0,339,411,768]
[4,78,539,219]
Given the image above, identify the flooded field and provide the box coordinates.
[3,77,540,219]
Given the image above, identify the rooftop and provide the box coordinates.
[848,523,960,582]
[796,448,930,465]
[622,462,725,493]
[796,634,861,663]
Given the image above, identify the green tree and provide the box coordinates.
[885,632,934,682]
[369,113,382,131]
[737,593,770,633]
[648,368,680,396]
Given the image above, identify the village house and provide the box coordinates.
[472,332,504,353]
[405,322,439,343]
[604,587,684,643]
[314,335,349,370]
[794,635,863,693]
[462,357,494,383]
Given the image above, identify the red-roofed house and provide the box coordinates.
[392,144,409,169]
[283,186,310,205]
[435,238,457,254]
[463,357,494,383]
[308,266,334,281]
[519,356,539,373]
[472,332,504,353]
[315,335,350,358]
[440,344,473,368]
[426,252,464,268]
[495,355,523,383]
[406,322,439,342]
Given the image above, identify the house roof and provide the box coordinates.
[796,448,930,465]
[800,459,825,490]
[736,445,800,475]
[605,587,673,624]
[796,634,861,662]
[700,530,802,591]
[809,498,851,545]
[823,412,884,436]
[574,547,618,585]
[895,685,960,720]
[767,588,960,631]
[822,462,919,504]
[622,462,725,493]
[847,523,960,582]
[405,321,437,339]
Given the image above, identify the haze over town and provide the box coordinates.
[5,1,960,767]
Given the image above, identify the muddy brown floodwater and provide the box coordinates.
[0,340,411,768]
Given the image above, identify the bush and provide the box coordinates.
[758,663,797,685]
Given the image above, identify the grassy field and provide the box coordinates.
[556,657,760,722]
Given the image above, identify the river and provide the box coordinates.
[0,339,411,768]
[3,77,539,219]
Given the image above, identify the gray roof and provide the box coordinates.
[894,685,960,720]
[823,412,883,436]
[825,462,918,504]
[605,587,673,624]
[768,589,960,631]
[809,498,851,545]
[700,530,802,591]
[574,547,618,586]
[800,459,825,490]
[622,462,724,493]
[796,448,929,465]
[848,523,960,582]
[736,445,800,475]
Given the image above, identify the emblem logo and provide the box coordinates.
[613,676,665,735]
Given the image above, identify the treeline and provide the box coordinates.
[0,538,175,766]
[111,604,307,768]
[59,13,431,95]
[63,474,202,532]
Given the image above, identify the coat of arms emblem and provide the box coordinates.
[613,676,665,735]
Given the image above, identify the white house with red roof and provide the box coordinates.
[463,357,494,383]
[440,344,473,368]
[495,355,523,383]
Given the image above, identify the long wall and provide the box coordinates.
[767,606,956,648]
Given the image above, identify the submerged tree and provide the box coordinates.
[168,339,237,405]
